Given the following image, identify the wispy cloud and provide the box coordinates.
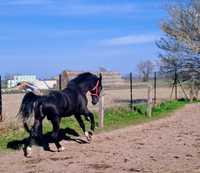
[0,0,52,5]
[100,34,160,46]
[0,1,135,16]
[0,28,107,43]
[64,4,135,16]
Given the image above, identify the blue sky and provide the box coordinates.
[0,0,168,78]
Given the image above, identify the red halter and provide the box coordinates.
[89,80,100,97]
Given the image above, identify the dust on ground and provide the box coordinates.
[0,103,199,173]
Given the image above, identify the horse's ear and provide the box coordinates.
[99,73,102,81]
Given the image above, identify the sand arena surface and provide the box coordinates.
[0,104,199,173]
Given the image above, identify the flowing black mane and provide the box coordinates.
[68,72,96,86]
[67,72,98,93]
[70,72,96,84]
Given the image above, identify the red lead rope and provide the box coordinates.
[89,80,100,97]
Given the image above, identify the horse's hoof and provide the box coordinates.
[85,131,92,142]
[58,146,65,152]
[44,145,51,151]
[88,131,93,136]
[25,146,32,158]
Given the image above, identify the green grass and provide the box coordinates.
[0,99,189,151]
[100,100,188,131]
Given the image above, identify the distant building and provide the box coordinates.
[7,75,57,89]
[33,80,56,90]
[7,75,37,88]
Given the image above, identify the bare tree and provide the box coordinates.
[162,0,200,53]
[99,67,108,72]
[156,36,189,82]
[137,60,155,82]
[157,0,200,100]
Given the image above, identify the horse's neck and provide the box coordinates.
[67,81,91,95]
[78,81,92,94]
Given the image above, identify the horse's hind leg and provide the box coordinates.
[25,118,44,157]
[50,116,64,152]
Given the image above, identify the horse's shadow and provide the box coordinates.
[7,128,88,151]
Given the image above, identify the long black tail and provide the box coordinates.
[17,92,40,133]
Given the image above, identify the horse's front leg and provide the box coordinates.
[86,111,95,132]
[50,116,64,152]
[74,114,91,142]
[83,111,95,140]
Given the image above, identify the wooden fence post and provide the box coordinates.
[0,75,2,121]
[99,89,104,128]
[147,85,152,117]
[130,72,133,110]
[174,66,178,100]
[153,72,157,105]
[59,74,62,91]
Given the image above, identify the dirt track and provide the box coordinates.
[0,103,200,173]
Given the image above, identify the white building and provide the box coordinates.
[33,80,56,90]
[7,75,37,88]
[7,75,56,89]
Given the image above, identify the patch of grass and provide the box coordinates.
[98,100,188,131]
[151,100,187,118]
[0,100,189,151]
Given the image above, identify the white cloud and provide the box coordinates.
[64,4,134,16]
[101,34,160,46]
[0,0,52,5]
[0,1,135,16]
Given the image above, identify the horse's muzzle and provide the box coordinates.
[91,95,99,105]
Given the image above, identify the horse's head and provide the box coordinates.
[68,72,103,105]
[89,73,103,105]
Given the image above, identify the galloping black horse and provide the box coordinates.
[18,72,102,157]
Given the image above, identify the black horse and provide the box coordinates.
[18,72,102,157]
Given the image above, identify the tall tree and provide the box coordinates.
[137,60,155,82]
[162,0,200,53]
[157,0,200,100]
[156,37,182,74]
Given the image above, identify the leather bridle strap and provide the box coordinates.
[89,80,100,97]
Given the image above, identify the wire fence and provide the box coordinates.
[0,72,191,127]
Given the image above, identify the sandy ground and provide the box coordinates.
[0,103,199,173]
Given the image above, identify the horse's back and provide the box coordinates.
[41,90,76,117]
